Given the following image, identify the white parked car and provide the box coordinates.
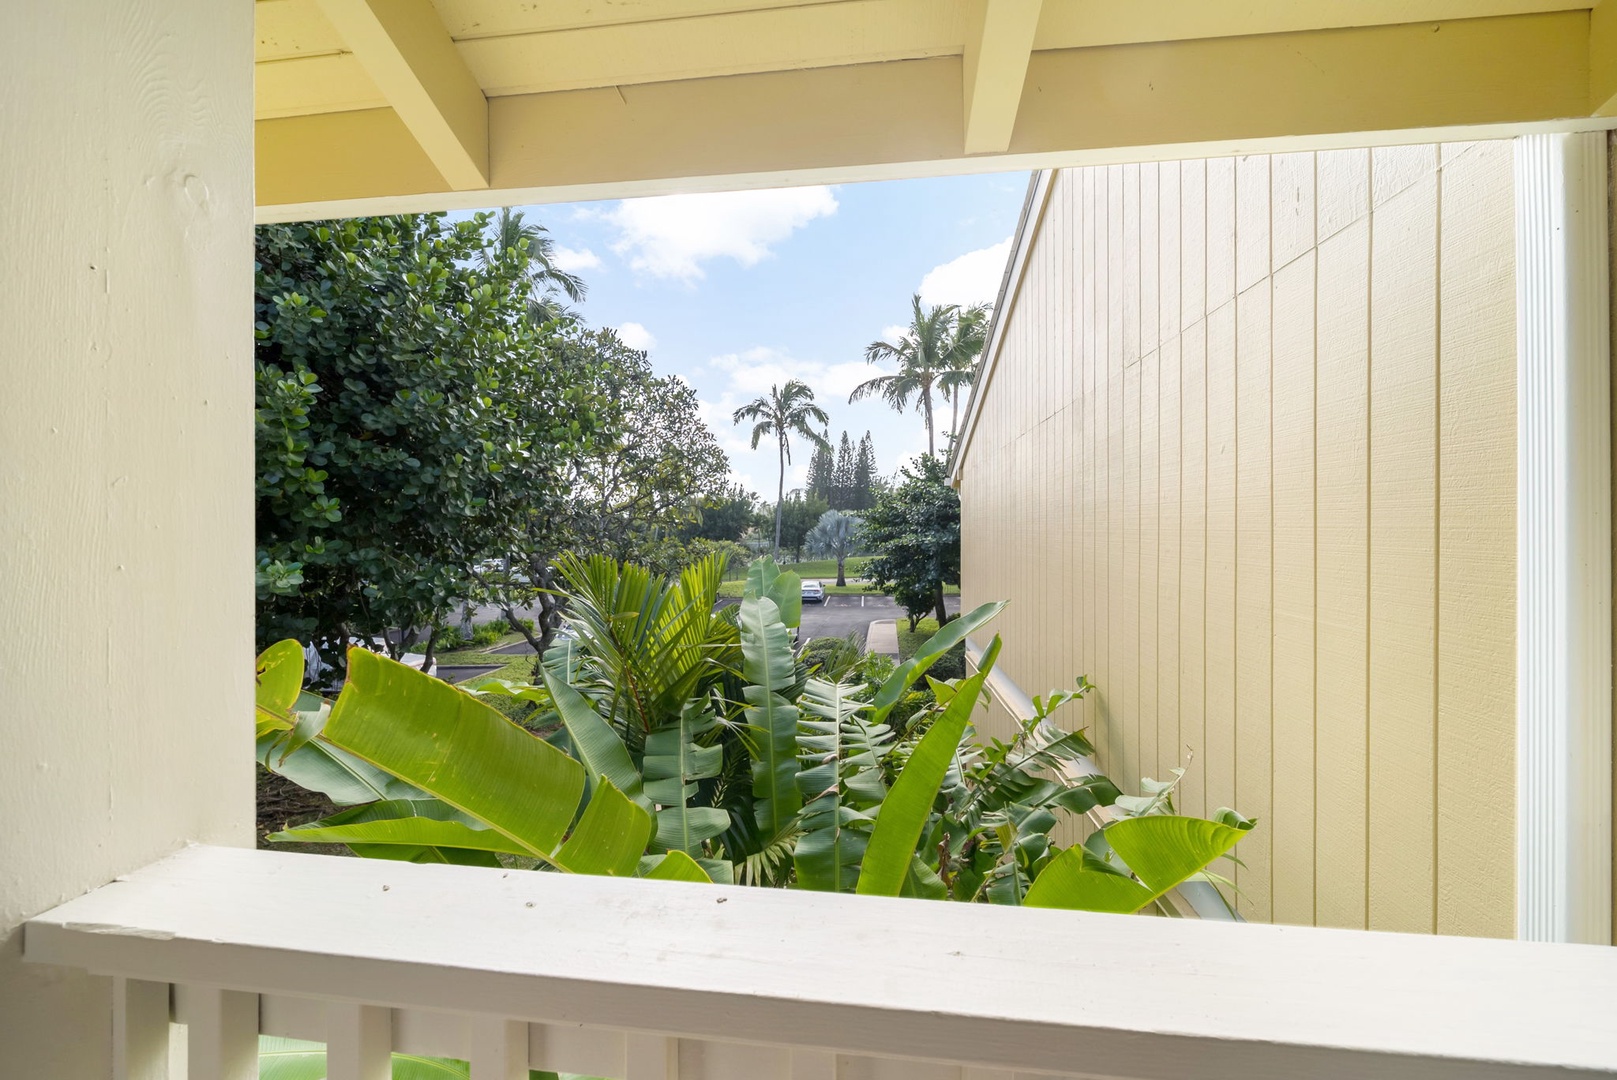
[801,579,826,604]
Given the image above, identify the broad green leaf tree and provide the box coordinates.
[254,214,612,671]
[861,454,962,627]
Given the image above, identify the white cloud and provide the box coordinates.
[918,237,1013,307]
[708,346,889,402]
[878,324,910,346]
[616,321,656,350]
[550,245,601,273]
[604,186,839,281]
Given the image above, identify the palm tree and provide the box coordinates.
[805,509,863,586]
[484,207,587,322]
[850,294,958,457]
[938,302,991,450]
[733,381,830,556]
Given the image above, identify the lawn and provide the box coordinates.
[437,635,537,684]
[896,618,941,660]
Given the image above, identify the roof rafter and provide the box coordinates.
[962,0,1043,155]
[315,0,489,189]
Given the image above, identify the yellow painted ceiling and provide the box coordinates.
[252,0,1617,219]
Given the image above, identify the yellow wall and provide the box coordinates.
[958,142,1518,936]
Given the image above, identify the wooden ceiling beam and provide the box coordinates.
[315,0,489,189]
[962,0,1043,155]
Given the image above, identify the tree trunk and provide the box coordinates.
[420,624,438,673]
[774,437,786,557]
[950,391,960,449]
[836,554,846,588]
[922,383,936,457]
[932,580,948,625]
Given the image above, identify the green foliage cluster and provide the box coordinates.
[258,556,1252,915]
[807,430,880,511]
[254,214,613,668]
[862,455,961,629]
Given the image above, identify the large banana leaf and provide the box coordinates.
[868,602,1005,725]
[1022,814,1254,913]
[856,639,999,897]
[745,558,802,628]
[644,702,729,853]
[793,677,887,891]
[311,649,650,874]
[268,799,523,862]
[737,596,803,838]
[255,639,305,736]
[541,663,647,807]
[640,850,713,882]
[257,692,431,807]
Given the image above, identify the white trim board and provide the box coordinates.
[1514,130,1614,944]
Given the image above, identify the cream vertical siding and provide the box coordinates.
[958,143,1517,936]
[0,0,255,1072]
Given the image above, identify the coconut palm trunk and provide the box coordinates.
[774,436,786,556]
[921,382,936,456]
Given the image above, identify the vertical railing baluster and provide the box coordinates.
[184,987,258,1080]
[626,1034,679,1080]
[114,977,170,1080]
[325,1003,391,1080]
[468,1017,528,1079]
[790,1049,836,1080]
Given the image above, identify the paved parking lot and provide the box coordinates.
[797,593,961,645]
[468,592,961,648]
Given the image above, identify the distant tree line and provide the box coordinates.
[805,429,879,511]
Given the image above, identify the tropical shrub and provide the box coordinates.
[257,555,1253,913]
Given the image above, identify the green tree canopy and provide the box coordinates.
[861,454,961,628]
[776,491,831,562]
[254,214,610,669]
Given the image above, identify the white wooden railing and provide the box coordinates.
[24,845,1617,1080]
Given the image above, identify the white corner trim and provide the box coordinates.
[962,638,1238,921]
[948,169,1055,487]
[1514,131,1613,945]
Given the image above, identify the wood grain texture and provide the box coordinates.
[1435,141,1517,938]
[1314,217,1373,931]
[954,141,1515,932]
[1235,279,1274,921]
[1367,173,1439,935]
[1272,251,1318,927]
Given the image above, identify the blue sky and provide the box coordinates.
[491,171,1029,500]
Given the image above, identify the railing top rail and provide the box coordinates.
[24,845,1617,1079]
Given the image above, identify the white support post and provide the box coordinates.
[327,1003,392,1080]
[1515,130,1614,945]
[185,987,259,1080]
[114,978,171,1080]
[468,1017,528,1080]
[791,1050,836,1080]
[627,1034,680,1080]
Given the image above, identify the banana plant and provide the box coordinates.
[259,644,692,880]
[258,554,1256,915]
